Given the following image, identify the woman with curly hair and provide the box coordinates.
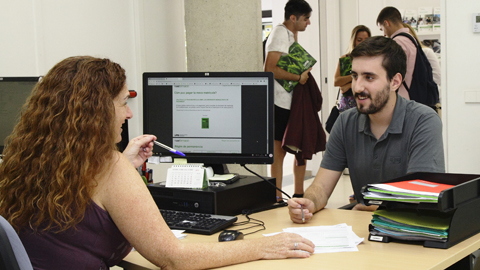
[0,56,314,270]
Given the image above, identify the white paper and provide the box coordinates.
[265,223,364,254]
[171,229,187,239]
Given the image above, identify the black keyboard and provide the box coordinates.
[160,209,238,235]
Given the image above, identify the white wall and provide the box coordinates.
[0,2,37,75]
[0,1,139,83]
[133,1,186,137]
[0,0,186,140]
[443,0,480,174]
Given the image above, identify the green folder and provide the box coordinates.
[368,188,439,199]
[339,56,352,76]
[373,209,451,231]
[275,41,316,93]
[372,218,448,236]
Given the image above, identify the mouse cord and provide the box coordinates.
[232,214,266,236]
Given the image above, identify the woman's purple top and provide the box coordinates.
[19,201,133,270]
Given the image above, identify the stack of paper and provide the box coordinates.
[363,179,454,203]
[370,209,451,243]
[271,224,364,253]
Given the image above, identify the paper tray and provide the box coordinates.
[360,172,480,212]
[361,172,480,249]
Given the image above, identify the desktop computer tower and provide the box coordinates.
[147,176,276,216]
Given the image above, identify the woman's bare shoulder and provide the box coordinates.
[92,151,143,208]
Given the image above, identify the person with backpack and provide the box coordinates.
[403,23,441,113]
[376,6,439,109]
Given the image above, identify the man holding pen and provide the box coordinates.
[288,36,445,223]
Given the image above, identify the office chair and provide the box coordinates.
[0,215,33,270]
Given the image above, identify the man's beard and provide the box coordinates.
[355,84,390,114]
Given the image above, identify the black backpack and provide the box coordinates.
[393,32,439,108]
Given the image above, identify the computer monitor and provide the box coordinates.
[0,77,40,154]
[143,72,274,174]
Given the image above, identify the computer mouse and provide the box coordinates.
[218,230,244,242]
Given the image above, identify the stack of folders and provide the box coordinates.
[370,209,452,243]
[363,179,454,203]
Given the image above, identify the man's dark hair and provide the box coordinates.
[376,6,403,25]
[284,0,312,21]
[350,36,406,82]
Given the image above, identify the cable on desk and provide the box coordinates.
[231,214,266,236]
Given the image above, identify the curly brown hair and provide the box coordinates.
[0,56,126,232]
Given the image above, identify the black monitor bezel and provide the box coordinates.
[142,71,274,165]
[0,76,41,154]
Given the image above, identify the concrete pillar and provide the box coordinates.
[184,0,263,72]
[184,0,268,176]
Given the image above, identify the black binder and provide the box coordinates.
[360,172,480,249]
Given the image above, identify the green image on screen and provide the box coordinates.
[202,118,209,129]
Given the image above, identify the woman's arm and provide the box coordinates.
[96,153,314,270]
[334,56,352,89]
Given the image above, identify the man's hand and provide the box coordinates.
[287,198,315,224]
[352,204,379,211]
[298,68,312,85]
[122,134,157,168]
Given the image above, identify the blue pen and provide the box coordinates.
[153,141,186,157]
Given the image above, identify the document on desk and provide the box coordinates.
[172,229,187,239]
[277,223,364,253]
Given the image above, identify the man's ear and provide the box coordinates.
[390,73,403,92]
[383,20,391,28]
[290,14,297,23]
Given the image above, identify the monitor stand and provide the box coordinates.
[205,164,230,175]
[204,164,239,183]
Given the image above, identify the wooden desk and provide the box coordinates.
[119,208,480,270]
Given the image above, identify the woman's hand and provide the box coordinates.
[340,83,352,94]
[122,134,157,168]
[258,232,315,259]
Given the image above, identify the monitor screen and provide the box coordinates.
[0,77,40,154]
[143,72,274,168]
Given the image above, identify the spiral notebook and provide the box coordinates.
[165,164,208,189]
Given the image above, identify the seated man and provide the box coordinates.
[288,36,445,223]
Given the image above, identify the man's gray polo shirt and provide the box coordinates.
[321,95,445,200]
